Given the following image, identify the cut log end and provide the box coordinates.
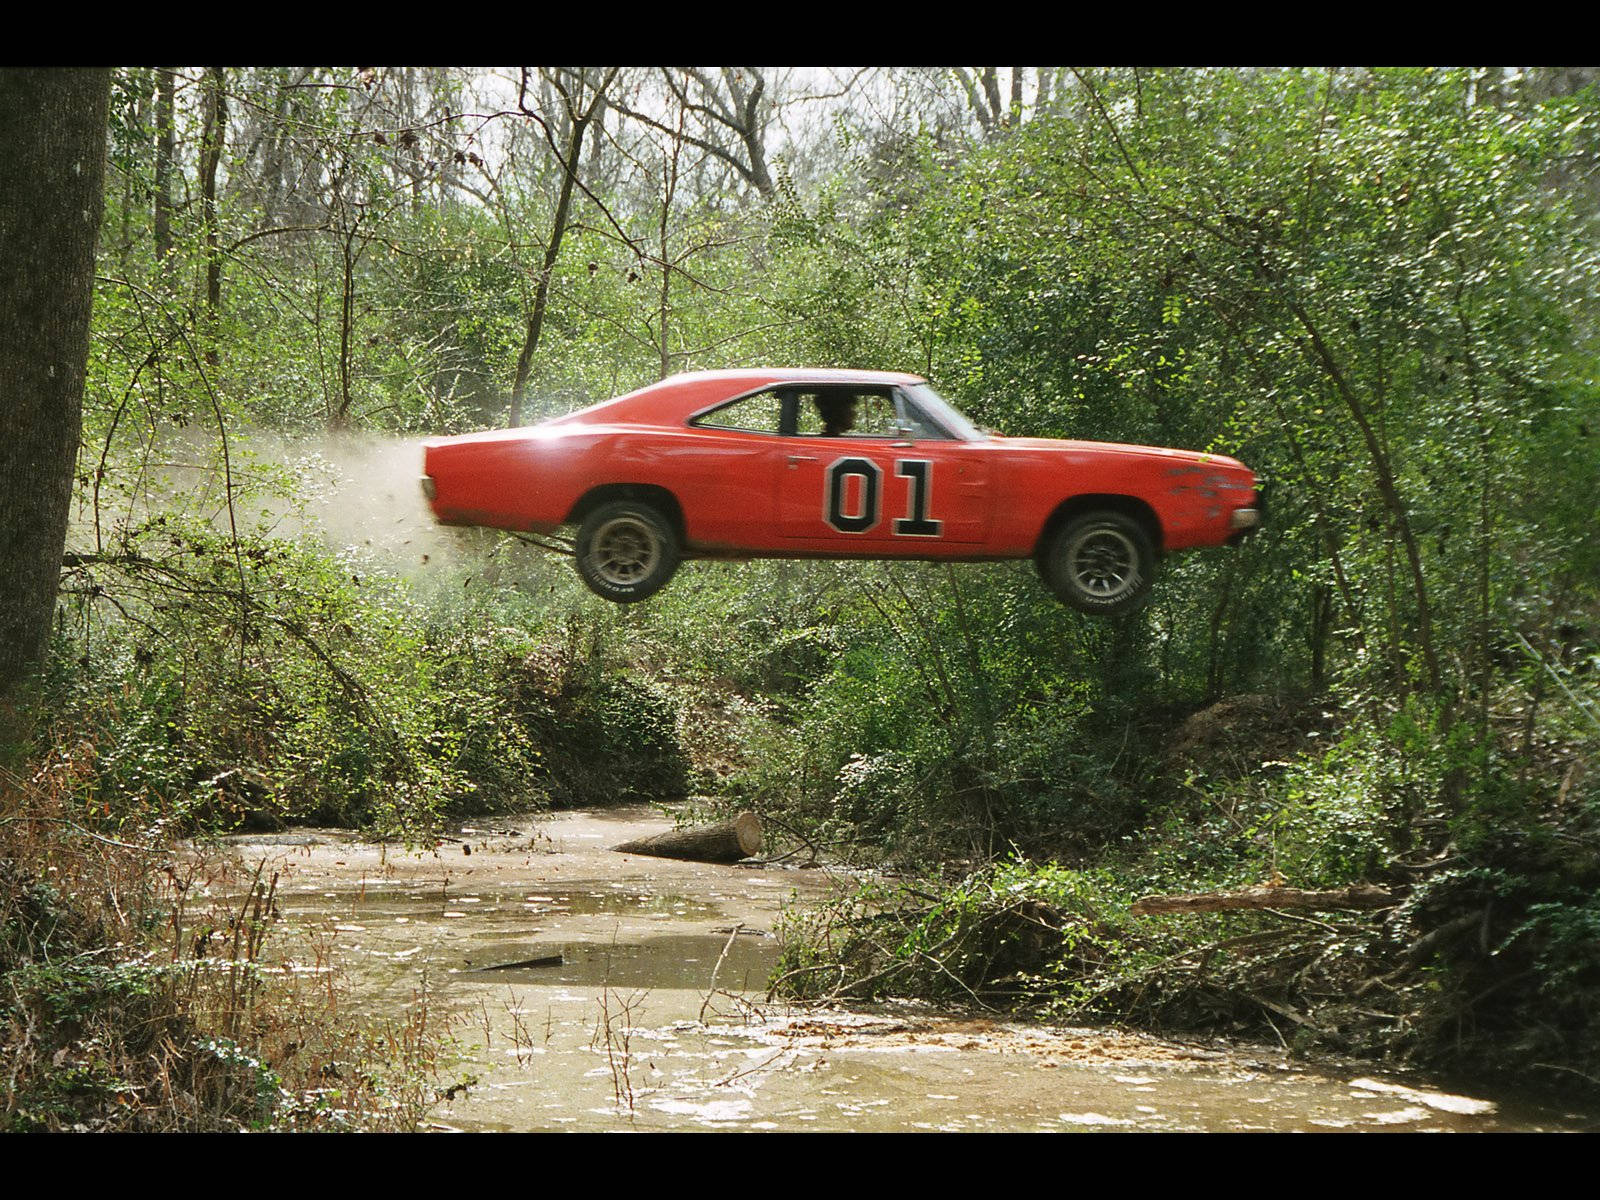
[612,812,763,864]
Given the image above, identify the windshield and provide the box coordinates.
[903,383,988,442]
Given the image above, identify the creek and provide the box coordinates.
[224,805,1593,1132]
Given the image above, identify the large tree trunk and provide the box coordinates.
[613,813,763,863]
[0,69,111,701]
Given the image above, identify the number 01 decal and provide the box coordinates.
[824,458,943,536]
[894,460,942,537]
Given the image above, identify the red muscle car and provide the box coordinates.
[421,369,1261,615]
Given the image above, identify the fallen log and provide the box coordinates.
[612,812,762,864]
[1131,883,1398,916]
[471,954,564,972]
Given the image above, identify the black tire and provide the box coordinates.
[1042,511,1158,616]
[574,501,680,603]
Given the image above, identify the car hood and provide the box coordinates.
[993,436,1250,473]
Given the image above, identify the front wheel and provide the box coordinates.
[1042,511,1158,616]
[574,501,680,603]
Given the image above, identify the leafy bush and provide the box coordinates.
[514,636,690,807]
[773,859,1133,1007]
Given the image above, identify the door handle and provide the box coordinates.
[786,455,817,465]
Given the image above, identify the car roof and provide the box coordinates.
[662,367,927,387]
[544,368,928,428]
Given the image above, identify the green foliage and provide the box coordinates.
[48,521,552,835]
[1267,707,1461,887]
[1515,899,1600,994]
[0,816,446,1131]
[517,654,691,808]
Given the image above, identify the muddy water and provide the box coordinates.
[227,806,1593,1132]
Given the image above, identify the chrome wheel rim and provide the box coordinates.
[1066,525,1140,600]
[588,516,660,587]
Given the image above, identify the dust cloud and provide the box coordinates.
[239,431,467,575]
[79,424,557,584]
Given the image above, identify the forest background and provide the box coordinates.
[1,66,1597,1129]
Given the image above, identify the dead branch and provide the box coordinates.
[1131,883,1399,916]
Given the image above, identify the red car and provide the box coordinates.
[421,369,1261,616]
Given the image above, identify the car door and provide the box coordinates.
[777,386,990,550]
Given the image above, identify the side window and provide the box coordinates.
[851,392,902,437]
[794,388,900,438]
[794,391,830,436]
[691,389,784,434]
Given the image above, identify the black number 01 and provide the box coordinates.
[824,458,942,536]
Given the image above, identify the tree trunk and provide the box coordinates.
[1309,582,1334,690]
[1282,290,1441,693]
[613,813,763,863]
[0,69,111,701]
[199,66,226,370]
[509,72,599,427]
[153,67,175,269]
[334,214,361,427]
[724,69,774,196]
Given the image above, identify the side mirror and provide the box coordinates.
[893,424,916,447]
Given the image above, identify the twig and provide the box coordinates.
[700,923,744,1022]
[713,1049,789,1087]
[507,530,575,557]
[1250,992,1329,1036]
[1530,1062,1600,1087]
[1514,632,1600,737]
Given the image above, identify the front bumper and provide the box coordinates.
[1228,480,1267,545]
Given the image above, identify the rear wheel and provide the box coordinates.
[1042,511,1157,616]
[574,501,679,603]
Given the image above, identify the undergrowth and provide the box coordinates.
[0,748,457,1131]
[769,683,1600,1097]
[46,523,691,838]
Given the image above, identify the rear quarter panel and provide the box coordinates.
[425,422,778,543]
[424,427,601,532]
